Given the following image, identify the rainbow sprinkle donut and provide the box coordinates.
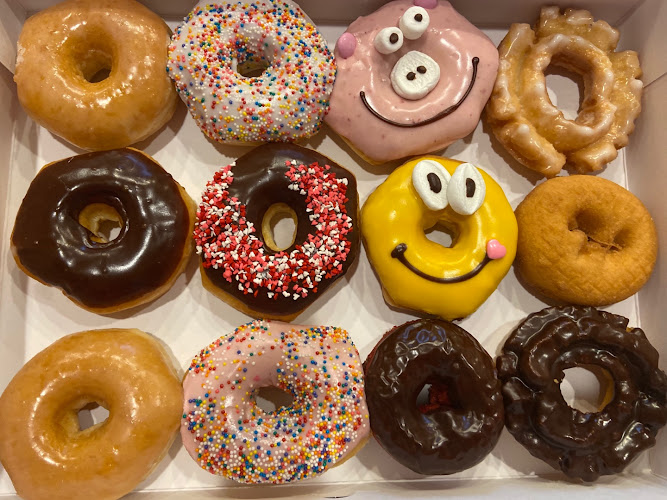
[181,320,370,484]
[167,0,336,144]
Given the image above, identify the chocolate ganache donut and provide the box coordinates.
[497,306,667,481]
[11,148,196,313]
[363,319,504,474]
[194,143,359,320]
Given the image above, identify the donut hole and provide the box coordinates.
[65,32,115,84]
[78,203,124,243]
[237,57,271,78]
[416,380,461,414]
[424,222,458,248]
[254,386,294,413]
[568,210,621,252]
[77,402,110,431]
[560,365,615,413]
[262,203,298,252]
[545,64,585,121]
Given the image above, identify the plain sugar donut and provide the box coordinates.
[0,329,183,500]
[515,175,657,305]
[14,0,179,150]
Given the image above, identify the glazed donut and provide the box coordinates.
[326,0,499,164]
[194,143,359,320]
[515,175,657,306]
[0,329,183,500]
[14,0,179,151]
[486,7,642,177]
[167,0,335,144]
[361,156,517,320]
[497,306,667,481]
[364,319,504,474]
[11,148,196,314]
[181,319,369,483]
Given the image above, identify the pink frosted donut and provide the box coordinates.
[181,320,370,484]
[326,0,499,163]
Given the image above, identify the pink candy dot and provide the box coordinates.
[414,0,438,9]
[336,33,357,59]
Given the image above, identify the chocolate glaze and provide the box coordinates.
[497,306,667,481]
[11,149,191,309]
[202,143,359,316]
[359,57,479,128]
[363,319,504,475]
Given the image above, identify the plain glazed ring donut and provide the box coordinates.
[486,7,642,177]
[0,329,183,500]
[11,148,196,314]
[363,319,504,475]
[167,0,336,144]
[14,0,179,151]
[181,319,370,484]
[497,306,667,481]
[194,143,359,320]
[515,175,657,306]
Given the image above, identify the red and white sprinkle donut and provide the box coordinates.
[181,319,370,484]
[194,144,360,319]
[167,0,336,144]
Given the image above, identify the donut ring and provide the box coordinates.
[497,307,667,481]
[15,0,179,151]
[181,320,370,484]
[515,175,657,306]
[0,329,183,500]
[363,319,504,475]
[194,144,359,320]
[11,148,196,313]
[486,7,642,177]
[167,0,336,144]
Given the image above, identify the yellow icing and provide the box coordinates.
[361,156,517,320]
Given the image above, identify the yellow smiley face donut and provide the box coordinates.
[362,157,517,320]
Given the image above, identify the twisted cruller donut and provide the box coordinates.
[181,320,369,484]
[0,329,183,500]
[497,307,667,481]
[486,7,642,177]
[15,0,178,151]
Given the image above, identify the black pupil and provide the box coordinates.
[407,72,416,81]
[389,33,399,44]
[414,13,423,22]
[417,66,426,74]
[466,178,476,198]
[427,172,442,193]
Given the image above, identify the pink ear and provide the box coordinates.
[336,33,357,59]
[414,0,438,8]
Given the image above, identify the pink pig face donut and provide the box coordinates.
[326,0,499,164]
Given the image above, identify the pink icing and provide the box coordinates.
[487,239,507,260]
[336,32,357,59]
[181,320,369,484]
[414,0,438,8]
[326,0,499,164]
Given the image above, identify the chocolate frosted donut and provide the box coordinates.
[497,306,667,481]
[364,319,504,475]
[11,148,195,313]
[195,143,359,320]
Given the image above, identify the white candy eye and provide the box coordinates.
[374,27,404,54]
[399,6,430,40]
[447,163,486,215]
[412,159,451,211]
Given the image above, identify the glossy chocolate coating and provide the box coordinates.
[202,143,359,316]
[11,149,191,309]
[497,306,667,481]
[363,319,504,475]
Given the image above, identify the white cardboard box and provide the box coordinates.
[0,0,665,498]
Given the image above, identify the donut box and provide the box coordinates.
[0,0,665,497]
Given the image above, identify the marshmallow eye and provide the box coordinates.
[447,163,486,216]
[374,27,404,54]
[399,6,430,40]
[412,159,452,211]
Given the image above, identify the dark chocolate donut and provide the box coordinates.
[11,148,194,312]
[194,143,359,319]
[363,319,504,475]
[497,306,667,481]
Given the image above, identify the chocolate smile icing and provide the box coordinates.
[391,242,491,283]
